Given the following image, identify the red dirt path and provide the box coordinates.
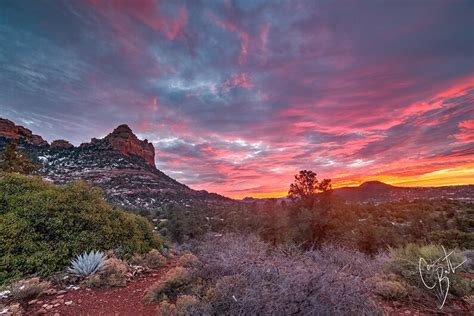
[24,262,176,316]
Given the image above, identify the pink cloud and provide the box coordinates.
[209,13,251,64]
[222,73,253,92]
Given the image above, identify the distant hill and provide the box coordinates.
[358,180,396,190]
[333,181,474,203]
[0,118,232,211]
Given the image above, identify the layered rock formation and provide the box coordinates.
[81,124,155,167]
[0,118,48,146]
[51,139,74,149]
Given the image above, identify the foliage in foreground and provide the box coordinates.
[386,244,472,298]
[68,251,106,277]
[0,173,162,285]
[151,234,383,315]
[8,277,50,302]
[84,257,129,288]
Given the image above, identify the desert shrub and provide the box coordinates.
[177,253,201,268]
[145,249,167,269]
[145,267,194,302]
[158,295,203,316]
[129,254,145,266]
[9,277,50,302]
[69,251,106,277]
[371,276,409,300]
[429,229,474,249]
[0,173,162,285]
[84,257,128,288]
[158,300,177,316]
[463,250,474,272]
[308,243,386,278]
[387,244,470,298]
[180,234,381,315]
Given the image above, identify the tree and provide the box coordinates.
[288,170,332,202]
[0,140,39,174]
[287,170,333,246]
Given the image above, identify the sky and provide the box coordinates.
[0,0,473,198]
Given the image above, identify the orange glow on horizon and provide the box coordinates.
[226,165,474,199]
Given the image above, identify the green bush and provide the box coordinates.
[0,173,162,285]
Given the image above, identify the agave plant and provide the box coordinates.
[68,250,106,277]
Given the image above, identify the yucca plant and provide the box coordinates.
[68,250,106,277]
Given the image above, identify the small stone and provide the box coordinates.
[28,299,38,305]
[57,294,65,299]
[42,304,49,308]
[37,300,44,305]
[65,301,73,306]
[54,313,60,316]
[45,289,58,295]
[46,305,54,310]
[54,303,60,307]
[78,299,82,304]
[37,308,47,314]
[57,290,67,294]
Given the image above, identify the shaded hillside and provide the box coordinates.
[0,118,231,211]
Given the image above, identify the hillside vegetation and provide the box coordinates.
[0,173,162,285]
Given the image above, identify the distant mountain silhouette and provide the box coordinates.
[333,180,473,202]
[358,180,396,190]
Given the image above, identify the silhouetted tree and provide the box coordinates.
[288,170,331,201]
[287,170,333,247]
[0,140,39,174]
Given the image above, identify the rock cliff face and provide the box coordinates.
[81,124,155,167]
[0,118,48,146]
[51,139,74,149]
[0,117,231,210]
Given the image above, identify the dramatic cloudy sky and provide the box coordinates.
[1,0,473,198]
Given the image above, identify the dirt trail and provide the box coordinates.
[24,262,175,316]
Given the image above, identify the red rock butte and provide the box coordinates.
[0,118,47,146]
[104,124,156,167]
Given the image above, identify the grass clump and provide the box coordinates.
[372,277,409,300]
[9,277,50,302]
[145,249,167,269]
[177,253,201,268]
[84,257,129,288]
[158,295,202,316]
[145,267,194,302]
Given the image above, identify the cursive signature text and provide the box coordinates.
[418,246,466,309]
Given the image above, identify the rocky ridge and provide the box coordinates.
[0,118,47,146]
[0,118,231,211]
